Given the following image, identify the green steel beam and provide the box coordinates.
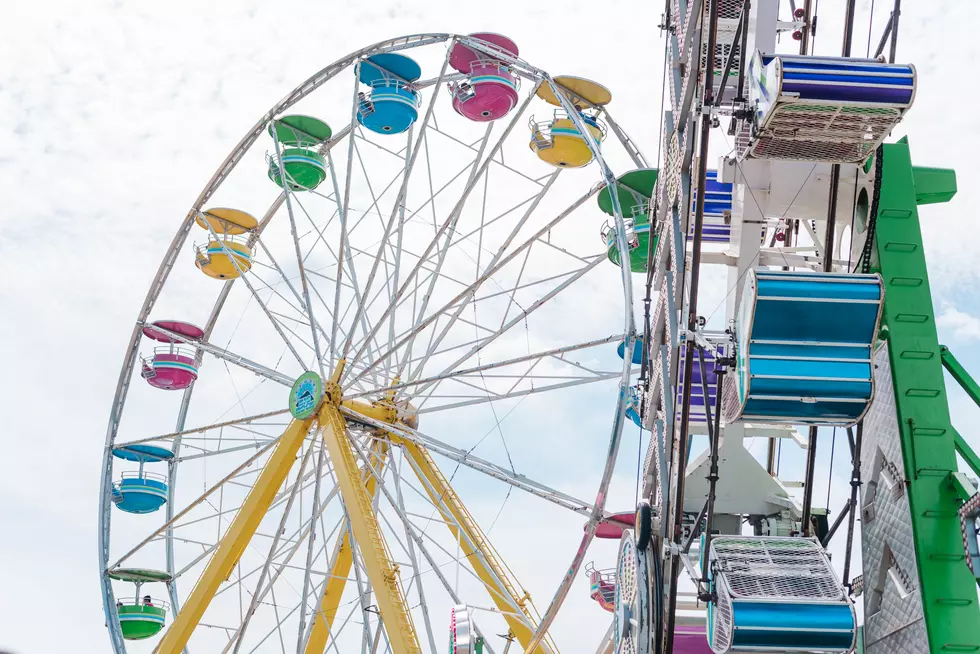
[912,165,958,205]
[942,345,980,406]
[948,471,977,504]
[938,345,980,477]
[873,139,980,651]
[955,429,980,480]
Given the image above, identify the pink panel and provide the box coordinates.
[145,369,196,390]
[673,626,712,654]
[143,320,205,343]
[452,66,519,122]
[449,33,519,73]
[591,512,635,539]
[144,354,198,390]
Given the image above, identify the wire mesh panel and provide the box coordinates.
[700,0,744,104]
[712,537,845,600]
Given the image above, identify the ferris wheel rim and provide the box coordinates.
[98,32,644,653]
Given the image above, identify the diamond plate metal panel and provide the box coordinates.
[860,343,929,654]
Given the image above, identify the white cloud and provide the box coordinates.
[937,303,980,342]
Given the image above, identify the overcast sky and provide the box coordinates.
[1,1,978,653]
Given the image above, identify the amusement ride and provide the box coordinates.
[99,3,980,653]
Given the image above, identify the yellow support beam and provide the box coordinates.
[154,415,315,654]
[305,438,390,653]
[317,401,421,654]
[395,437,555,654]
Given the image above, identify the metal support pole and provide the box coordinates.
[682,501,709,554]
[800,426,819,536]
[841,0,858,56]
[820,0,858,277]
[888,0,902,63]
[714,6,745,107]
[699,357,724,583]
[873,14,894,60]
[798,0,814,54]
[820,501,852,548]
[734,0,751,100]
[664,1,719,650]
[770,210,795,476]
[822,167,841,271]
[842,421,863,585]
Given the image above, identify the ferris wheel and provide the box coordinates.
[98,33,654,653]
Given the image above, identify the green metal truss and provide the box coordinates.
[873,138,980,651]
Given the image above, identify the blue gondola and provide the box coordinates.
[111,444,173,514]
[745,51,916,163]
[707,536,857,653]
[617,337,644,365]
[729,269,884,426]
[356,53,422,135]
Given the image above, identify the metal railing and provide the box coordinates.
[193,234,253,263]
[600,204,649,244]
[364,78,423,107]
[119,470,168,484]
[116,597,171,612]
[528,109,609,143]
[149,344,197,360]
[464,60,521,89]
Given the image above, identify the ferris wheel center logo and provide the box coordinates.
[290,371,324,419]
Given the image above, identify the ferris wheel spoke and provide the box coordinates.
[339,48,454,368]
[411,254,605,403]
[112,409,290,449]
[390,124,500,381]
[384,126,413,381]
[169,449,339,590]
[199,217,308,369]
[428,121,548,190]
[244,593,302,654]
[412,332,627,413]
[413,230,591,386]
[337,176,472,369]
[349,140,399,330]
[139,321,296,387]
[270,127,329,380]
[253,235,336,348]
[343,81,540,383]
[346,411,599,518]
[349,183,599,388]
[230,512,346,652]
[354,127,407,161]
[418,371,626,414]
[296,433,331,648]
[446,178,555,254]
[388,451,439,654]
[348,334,621,401]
